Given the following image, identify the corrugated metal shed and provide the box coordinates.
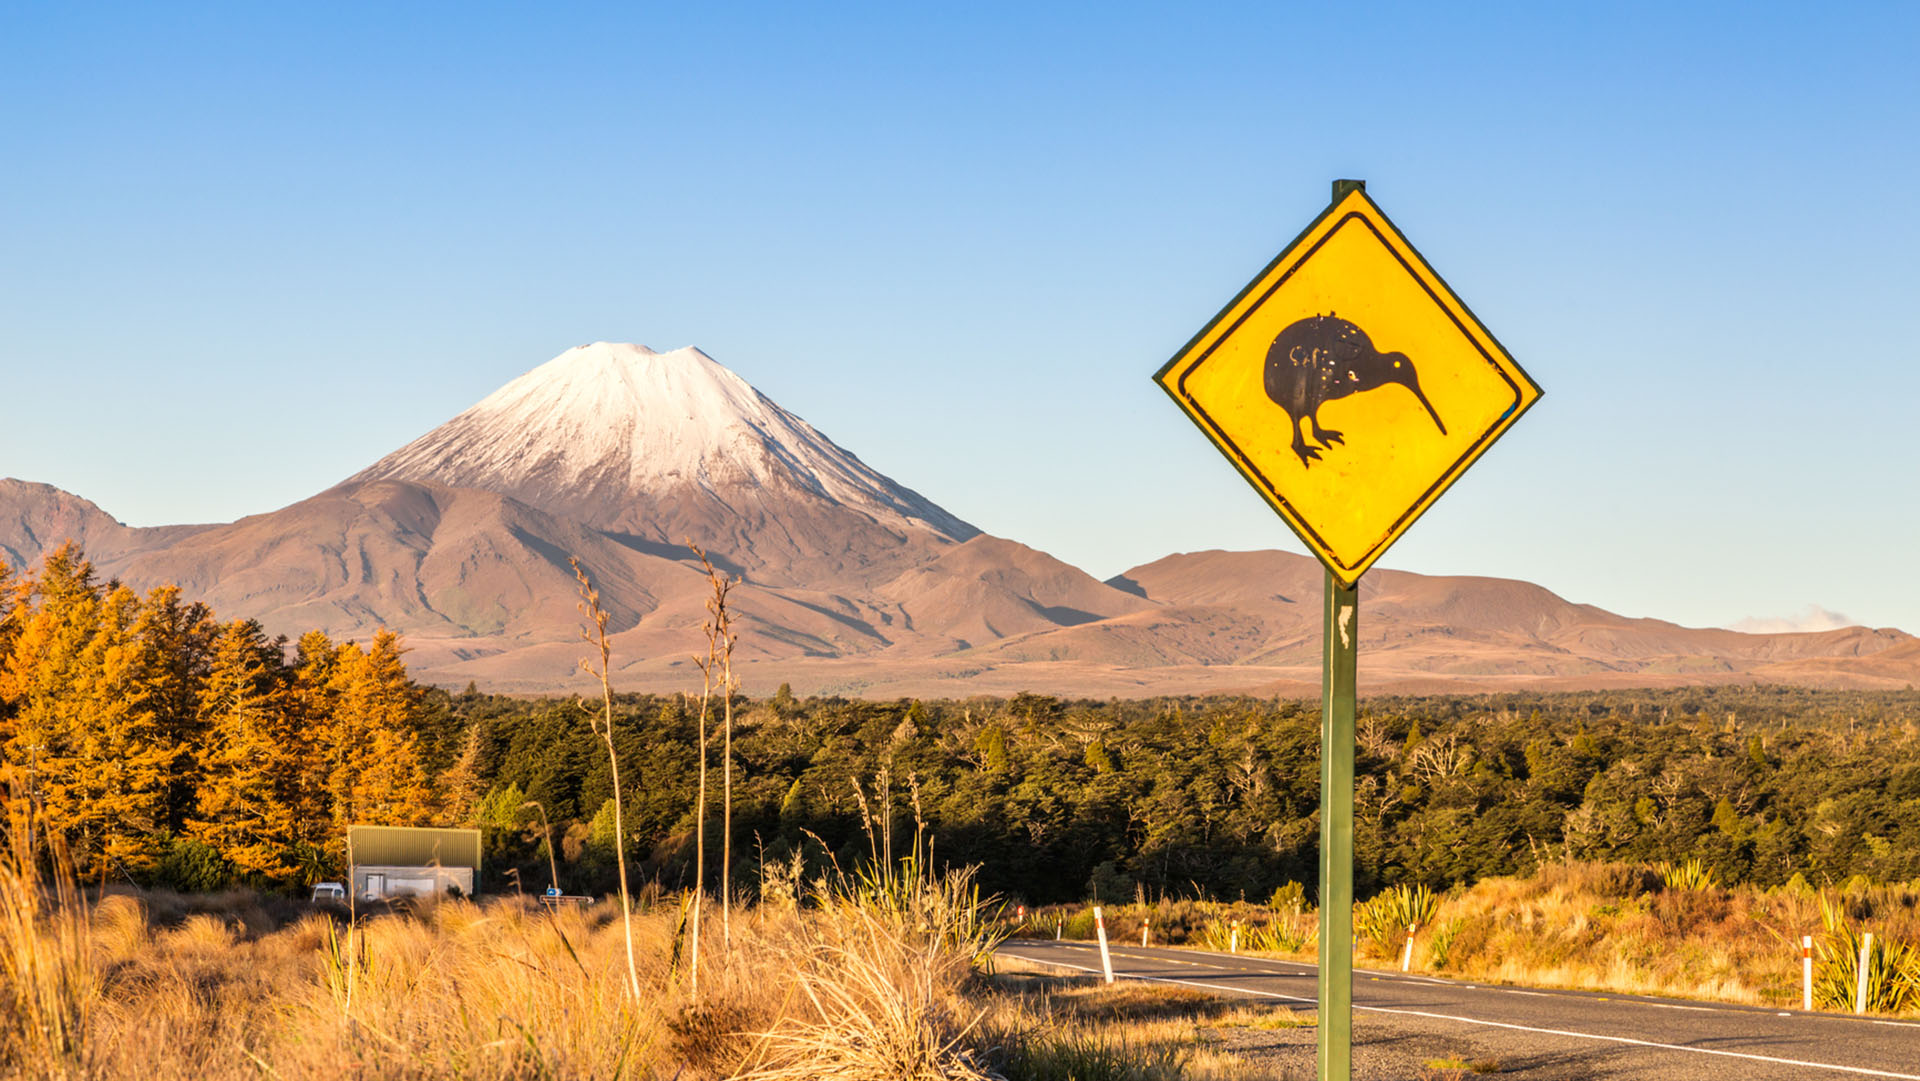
[346,825,482,871]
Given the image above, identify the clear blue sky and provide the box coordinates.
[5,3,1917,634]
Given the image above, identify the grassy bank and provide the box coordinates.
[1029,861,1920,1014]
[0,810,1288,1081]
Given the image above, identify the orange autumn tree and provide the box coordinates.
[188,619,313,882]
[326,629,436,830]
[56,583,178,873]
[0,546,195,875]
[0,545,109,869]
[0,543,446,888]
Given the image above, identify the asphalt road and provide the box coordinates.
[996,939,1920,1080]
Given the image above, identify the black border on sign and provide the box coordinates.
[1152,191,1543,585]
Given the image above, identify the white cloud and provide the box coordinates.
[1728,605,1857,635]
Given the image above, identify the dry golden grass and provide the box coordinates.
[1417,862,1920,1011]
[2,827,930,1081]
[979,971,1272,1081]
[1418,1056,1501,1079]
[28,836,1911,1080]
[79,894,672,1080]
[1203,1004,1312,1031]
[2,821,1290,1081]
[0,824,95,1080]
[731,868,1001,1080]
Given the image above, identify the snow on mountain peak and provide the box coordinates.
[348,342,976,543]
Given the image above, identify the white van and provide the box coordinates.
[310,882,347,903]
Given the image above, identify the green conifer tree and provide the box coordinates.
[133,585,215,833]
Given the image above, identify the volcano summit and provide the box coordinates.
[348,342,977,586]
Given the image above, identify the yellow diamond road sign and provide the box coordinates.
[1154,185,1542,587]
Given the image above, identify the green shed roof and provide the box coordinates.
[346,825,482,871]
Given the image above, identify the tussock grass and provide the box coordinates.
[1204,1005,1312,1030]
[732,867,1000,1080]
[2,798,1274,1080]
[0,811,94,1080]
[1419,1056,1500,1079]
[7,878,816,1079]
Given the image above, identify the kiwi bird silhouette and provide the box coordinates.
[1263,314,1446,467]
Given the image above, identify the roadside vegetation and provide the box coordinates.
[1030,860,1920,1015]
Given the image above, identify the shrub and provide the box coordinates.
[1660,859,1718,892]
[155,836,231,893]
[1354,884,1437,959]
[1813,896,1920,1013]
[1062,909,1098,941]
[1426,917,1466,969]
[1268,880,1308,916]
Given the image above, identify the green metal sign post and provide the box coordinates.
[1151,176,1541,1081]
[1319,569,1357,1080]
[1314,175,1366,1081]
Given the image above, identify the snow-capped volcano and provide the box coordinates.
[347,343,977,584]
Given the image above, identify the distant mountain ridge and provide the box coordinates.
[3,342,1915,698]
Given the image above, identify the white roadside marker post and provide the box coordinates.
[1230,919,1240,954]
[1142,917,1151,948]
[1856,932,1873,1014]
[1055,917,1062,941]
[1094,906,1115,984]
[1803,935,1813,1011]
[1401,924,1417,972]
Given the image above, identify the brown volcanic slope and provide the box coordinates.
[83,478,958,676]
[0,479,213,571]
[3,343,1915,698]
[1038,550,1920,696]
[403,548,1920,697]
[6,476,1915,697]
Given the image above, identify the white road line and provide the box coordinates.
[994,950,1920,1081]
[997,951,1320,1005]
[1363,1006,1920,1080]
[1043,942,1752,1013]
